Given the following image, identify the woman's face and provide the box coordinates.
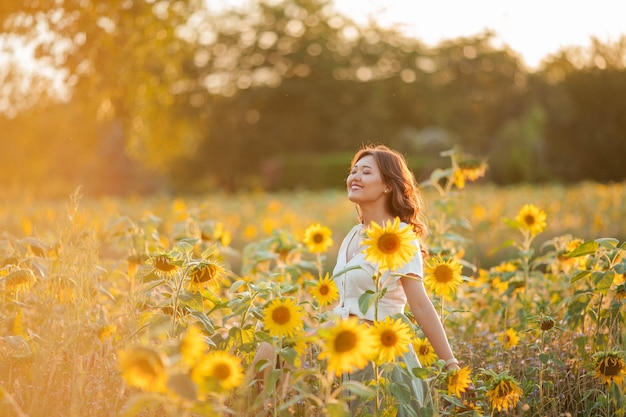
[346,154,388,204]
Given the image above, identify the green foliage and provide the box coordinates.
[1,0,626,195]
[0,162,626,415]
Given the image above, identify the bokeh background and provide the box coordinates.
[1,3,626,416]
[1,0,625,197]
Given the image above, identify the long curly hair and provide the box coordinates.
[349,144,429,241]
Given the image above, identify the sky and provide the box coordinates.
[331,0,626,68]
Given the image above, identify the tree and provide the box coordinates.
[427,32,530,155]
[0,0,206,194]
[537,36,626,181]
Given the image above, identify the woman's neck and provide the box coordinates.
[359,205,394,227]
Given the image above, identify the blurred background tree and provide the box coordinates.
[1,0,625,196]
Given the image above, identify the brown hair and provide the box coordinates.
[350,144,429,240]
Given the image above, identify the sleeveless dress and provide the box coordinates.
[332,224,434,417]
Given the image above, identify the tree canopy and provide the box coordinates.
[1,0,625,195]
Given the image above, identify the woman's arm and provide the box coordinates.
[400,274,459,371]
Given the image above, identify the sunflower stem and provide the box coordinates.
[170,266,188,334]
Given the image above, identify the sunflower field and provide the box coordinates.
[1,150,625,417]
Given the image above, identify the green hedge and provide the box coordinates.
[266,152,436,190]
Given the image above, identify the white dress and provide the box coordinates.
[331,223,433,417]
[332,224,424,322]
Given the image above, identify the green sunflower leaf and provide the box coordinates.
[358,290,376,315]
[565,241,598,258]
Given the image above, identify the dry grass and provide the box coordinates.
[1,174,625,416]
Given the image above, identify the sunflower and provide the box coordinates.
[362,217,418,271]
[117,346,168,393]
[447,366,472,397]
[370,317,413,363]
[413,337,438,367]
[2,268,37,295]
[499,328,520,350]
[153,254,177,273]
[485,373,523,412]
[515,204,547,236]
[424,257,464,297]
[302,223,334,253]
[188,260,226,292]
[318,317,378,376]
[539,316,556,331]
[594,351,626,385]
[181,325,207,367]
[191,350,244,394]
[262,297,305,338]
[458,158,488,182]
[309,273,339,307]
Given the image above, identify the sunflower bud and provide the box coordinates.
[539,316,556,331]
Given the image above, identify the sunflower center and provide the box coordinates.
[334,330,357,353]
[155,256,175,272]
[272,306,291,325]
[540,317,555,331]
[313,233,324,244]
[194,265,216,283]
[418,345,430,355]
[524,214,536,226]
[213,363,232,381]
[599,357,622,376]
[377,233,401,254]
[319,284,329,296]
[434,265,453,283]
[380,330,398,347]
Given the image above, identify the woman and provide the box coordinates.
[332,144,460,416]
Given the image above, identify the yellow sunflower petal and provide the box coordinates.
[486,374,523,412]
[448,366,472,397]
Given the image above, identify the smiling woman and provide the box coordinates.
[330,144,462,415]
